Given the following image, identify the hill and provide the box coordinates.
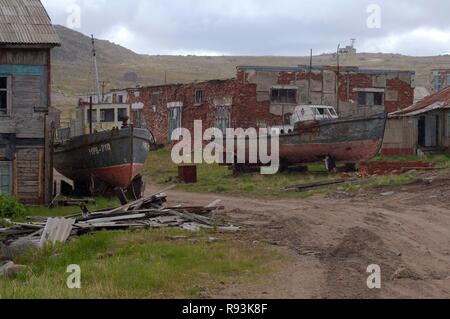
[52,25,450,122]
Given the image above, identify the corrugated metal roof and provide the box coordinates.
[391,85,450,117]
[0,0,60,46]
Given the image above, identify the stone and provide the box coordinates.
[0,261,29,278]
[2,238,39,260]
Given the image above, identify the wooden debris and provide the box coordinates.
[0,187,239,247]
[284,178,351,192]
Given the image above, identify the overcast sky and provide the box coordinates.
[42,0,450,56]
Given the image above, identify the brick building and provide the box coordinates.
[128,65,415,145]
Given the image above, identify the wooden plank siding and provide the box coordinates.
[15,148,44,204]
[0,48,53,204]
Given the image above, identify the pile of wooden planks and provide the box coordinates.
[0,186,235,247]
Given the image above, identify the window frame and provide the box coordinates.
[270,88,297,104]
[357,91,385,107]
[0,161,12,196]
[194,89,204,106]
[100,108,115,123]
[151,92,160,107]
[117,108,128,122]
[435,74,441,91]
[446,74,450,86]
[0,76,12,117]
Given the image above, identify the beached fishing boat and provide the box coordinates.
[53,126,156,193]
[221,105,387,171]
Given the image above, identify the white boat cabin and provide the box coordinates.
[269,105,339,136]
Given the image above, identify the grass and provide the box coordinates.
[26,197,121,218]
[144,148,346,198]
[373,154,450,168]
[144,148,450,198]
[0,229,280,298]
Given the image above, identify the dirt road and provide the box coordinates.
[146,173,450,299]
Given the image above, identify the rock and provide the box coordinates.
[208,237,219,243]
[381,191,395,196]
[2,238,39,260]
[0,261,29,278]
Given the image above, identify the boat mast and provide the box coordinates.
[308,49,312,105]
[336,44,340,114]
[91,34,101,103]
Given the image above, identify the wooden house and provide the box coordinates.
[0,0,60,204]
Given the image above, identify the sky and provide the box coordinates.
[42,0,450,56]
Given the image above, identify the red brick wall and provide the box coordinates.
[128,80,236,144]
[130,68,414,145]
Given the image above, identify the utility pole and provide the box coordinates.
[336,44,341,114]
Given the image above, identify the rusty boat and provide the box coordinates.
[53,126,156,195]
[221,106,388,171]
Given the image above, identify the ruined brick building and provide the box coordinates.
[127,65,415,146]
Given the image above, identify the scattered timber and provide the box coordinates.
[0,187,236,248]
[284,178,350,192]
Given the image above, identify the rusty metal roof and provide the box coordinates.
[0,0,60,46]
[391,85,450,117]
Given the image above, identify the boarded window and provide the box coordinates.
[168,107,181,141]
[0,77,10,115]
[358,92,384,107]
[118,108,128,122]
[0,161,12,196]
[271,89,297,104]
[100,109,115,122]
[195,90,204,105]
[151,93,160,106]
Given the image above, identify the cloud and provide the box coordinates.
[41,0,450,56]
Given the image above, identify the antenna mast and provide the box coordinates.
[91,34,101,102]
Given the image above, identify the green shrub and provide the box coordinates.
[0,195,26,220]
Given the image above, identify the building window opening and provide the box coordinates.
[358,92,384,107]
[195,90,204,105]
[271,89,297,104]
[100,109,115,122]
[118,108,128,122]
[0,77,9,116]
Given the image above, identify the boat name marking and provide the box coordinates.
[88,143,112,156]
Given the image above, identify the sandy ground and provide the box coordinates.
[146,172,450,299]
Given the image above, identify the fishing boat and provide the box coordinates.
[53,126,155,194]
[53,35,156,197]
[222,105,387,172]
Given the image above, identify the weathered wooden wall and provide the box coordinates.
[0,48,52,204]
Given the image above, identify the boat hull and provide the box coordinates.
[279,113,387,164]
[54,127,154,189]
[221,113,387,166]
